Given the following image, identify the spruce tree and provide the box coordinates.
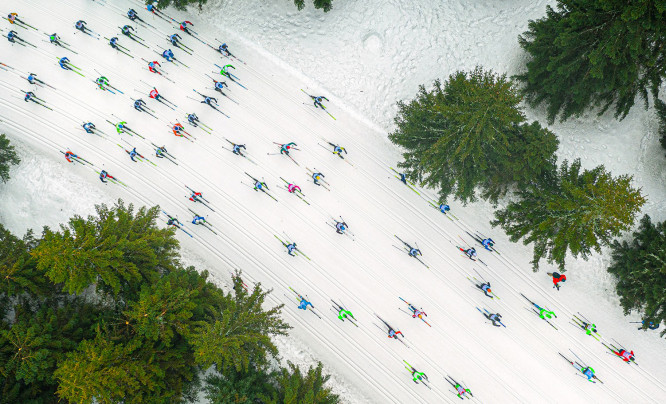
[0,134,20,183]
[656,98,666,152]
[190,276,290,372]
[517,1,666,124]
[205,365,277,404]
[264,361,339,404]
[32,201,179,296]
[493,159,645,270]
[608,215,666,337]
[389,67,558,204]
[0,225,43,297]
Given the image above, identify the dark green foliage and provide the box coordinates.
[0,201,302,403]
[493,159,645,271]
[264,361,340,404]
[151,0,207,12]
[608,215,666,337]
[32,201,179,297]
[190,275,290,372]
[204,365,276,404]
[389,67,559,204]
[294,0,333,12]
[517,1,666,124]
[0,134,20,183]
[656,98,666,152]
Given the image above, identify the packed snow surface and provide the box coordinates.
[1,0,664,402]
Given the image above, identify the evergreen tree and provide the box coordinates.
[656,98,666,152]
[0,225,43,297]
[32,201,179,296]
[294,0,333,12]
[0,134,20,183]
[264,361,339,404]
[493,159,645,270]
[389,67,558,204]
[152,0,207,12]
[608,215,666,337]
[517,1,666,124]
[205,365,277,404]
[190,276,290,372]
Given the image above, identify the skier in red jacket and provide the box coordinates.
[548,272,567,291]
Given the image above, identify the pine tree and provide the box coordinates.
[389,67,558,204]
[656,98,666,152]
[0,134,20,183]
[294,0,333,12]
[0,225,43,297]
[608,215,666,337]
[264,361,340,404]
[517,1,666,124]
[32,201,179,296]
[493,159,645,270]
[190,276,290,372]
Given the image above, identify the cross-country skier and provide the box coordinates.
[212,79,228,95]
[328,142,347,159]
[6,30,18,43]
[534,303,556,320]
[439,203,450,214]
[311,95,329,109]
[485,312,503,327]
[312,171,325,186]
[572,363,597,382]
[99,170,114,183]
[23,91,35,102]
[127,9,142,22]
[179,20,194,34]
[298,296,313,310]
[231,143,246,156]
[408,247,422,258]
[253,178,268,192]
[334,303,354,321]
[75,20,86,32]
[82,122,96,134]
[128,147,139,162]
[189,190,203,203]
[287,183,301,194]
[49,33,65,47]
[155,146,167,158]
[613,348,635,363]
[335,220,348,235]
[166,215,182,229]
[95,76,109,90]
[109,36,120,50]
[58,57,72,71]
[549,272,567,291]
[148,60,162,74]
[448,379,472,400]
[280,142,297,156]
[115,121,129,134]
[398,172,407,184]
[149,88,161,100]
[121,25,134,38]
[63,151,77,163]
[286,241,297,256]
[409,304,426,320]
[161,49,175,62]
[218,64,235,79]
[406,364,427,384]
[6,12,19,24]
[172,123,184,137]
[169,33,182,47]
[464,247,477,260]
[217,42,230,56]
[638,320,659,331]
[27,72,37,84]
[192,214,206,225]
[134,98,148,112]
[477,281,493,298]
[187,112,199,127]
[579,321,597,336]
[481,238,495,251]
[201,95,218,108]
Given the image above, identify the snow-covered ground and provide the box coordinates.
[1,0,664,402]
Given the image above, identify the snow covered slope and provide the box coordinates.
[0,0,664,403]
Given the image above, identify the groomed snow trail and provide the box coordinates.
[0,0,664,403]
